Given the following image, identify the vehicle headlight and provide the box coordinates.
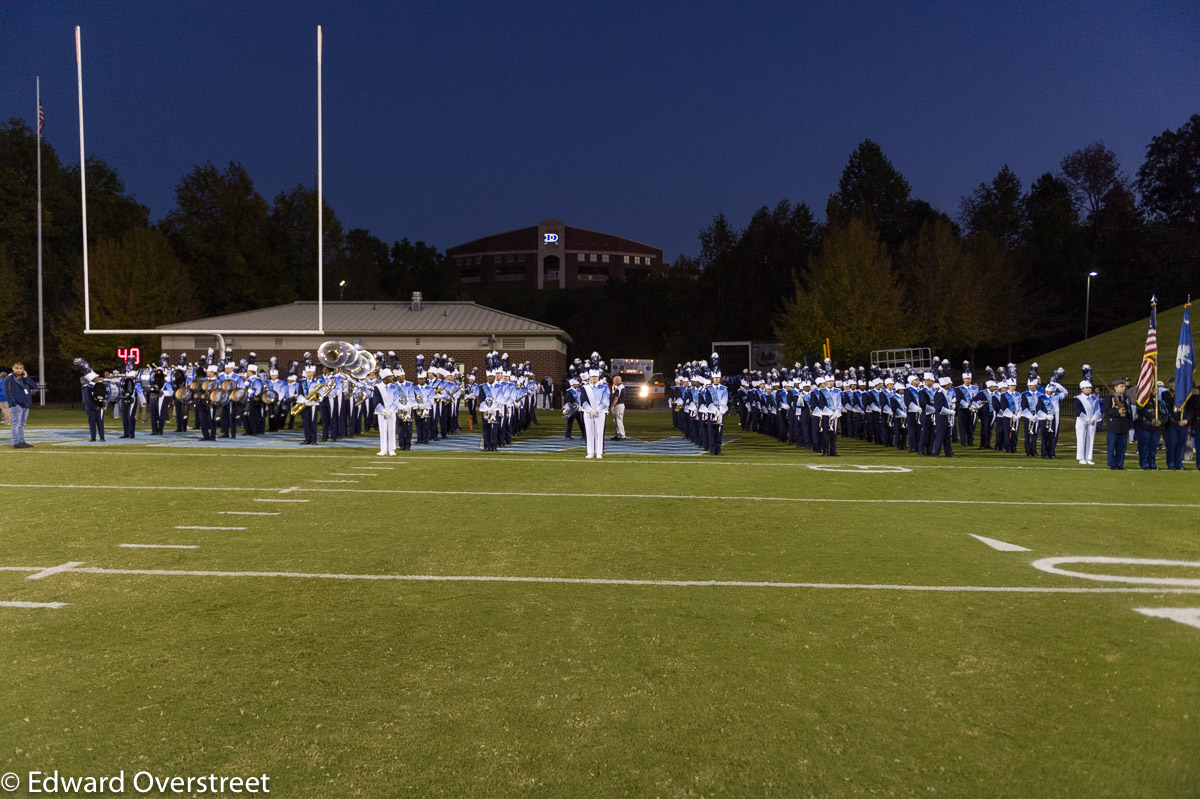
[639,386,649,397]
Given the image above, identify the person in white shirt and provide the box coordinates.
[579,353,611,459]
[1073,366,1104,465]
[374,369,398,456]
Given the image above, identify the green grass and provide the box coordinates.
[1020,300,1191,387]
[2,412,1198,797]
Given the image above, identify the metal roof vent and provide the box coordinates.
[411,291,423,311]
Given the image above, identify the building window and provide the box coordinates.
[634,256,642,265]
[506,254,514,263]
[590,253,598,262]
[645,257,652,265]
[517,253,525,262]
[623,255,630,264]
[577,253,584,262]
[475,255,482,265]
[602,254,610,263]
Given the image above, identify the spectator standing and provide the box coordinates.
[3,362,38,449]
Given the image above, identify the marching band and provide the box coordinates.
[67,347,1196,468]
[73,343,545,454]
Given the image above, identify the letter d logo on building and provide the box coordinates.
[544,233,559,245]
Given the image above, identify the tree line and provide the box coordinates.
[1,114,1197,393]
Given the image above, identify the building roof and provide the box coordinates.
[158,301,572,341]
[447,222,662,258]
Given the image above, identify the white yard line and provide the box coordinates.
[26,561,86,580]
[331,472,377,476]
[174,525,246,531]
[219,511,279,516]
[9,562,1200,594]
[12,449,1104,471]
[0,600,67,609]
[0,482,1195,509]
[1133,607,1200,631]
[970,534,1032,552]
[119,544,198,549]
[311,479,358,483]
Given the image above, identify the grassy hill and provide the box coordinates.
[1018,300,1191,387]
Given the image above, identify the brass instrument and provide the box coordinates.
[289,382,327,417]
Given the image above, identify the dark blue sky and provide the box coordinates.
[3,1,1198,261]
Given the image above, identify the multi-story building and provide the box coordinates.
[446,218,667,289]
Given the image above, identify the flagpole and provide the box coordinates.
[76,26,90,333]
[36,76,45,406]
[317,25,323,334]
[1153,298,1159,424]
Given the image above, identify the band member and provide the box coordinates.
[293,364,318,445]
[933,376,957,457]
[393,364,415,451]
[244,362,263,436]
[1073,371,1102,465]
[173,354,191,432]
[198,363,220,441]
[579,353,610,459]
[218,360,243,439]
[119,363,139,439]
[81,368,106,442]
[465,368,479,430]
[373,368,398,456]
[564,369,585,440]
[413,356,434,445]
[479,355,501,452]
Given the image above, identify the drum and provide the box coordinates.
[138,371,152,390]
[105,381,122,402]
[209,389,230,406]
[229,388,247,403]
[201,379,217,392]
[190,379,204,391]
[174,386,193,402]
[220,379,235,391]
[262,389,279,405]
[90,382,110,404]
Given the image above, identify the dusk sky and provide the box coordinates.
[3,1,1198,261]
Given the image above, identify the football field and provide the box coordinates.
[2,410,1198,797]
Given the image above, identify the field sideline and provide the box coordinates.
[2,410,1197,797]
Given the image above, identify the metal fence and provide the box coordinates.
[871,347,933,370]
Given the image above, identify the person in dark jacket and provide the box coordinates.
[80,369,107,442]
[1181,386,1199,470]
[1104,378,1132,470]
[3,362,38,449]
[1161,380,1187,470]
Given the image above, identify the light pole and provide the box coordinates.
[1084,271,1097,339]
[339,279,346,301]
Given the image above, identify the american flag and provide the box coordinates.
[38,104,44,135]
[1135,296,1158,407]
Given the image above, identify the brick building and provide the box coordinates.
[157,298,571,382]
[446,218,667,289]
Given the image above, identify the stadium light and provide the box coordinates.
[1085,271,1098,339]
[339,280,347,301]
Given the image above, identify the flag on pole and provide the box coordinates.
[1135,296,1158,407]
[1175,299,1194,411]
[38,104,44,135]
